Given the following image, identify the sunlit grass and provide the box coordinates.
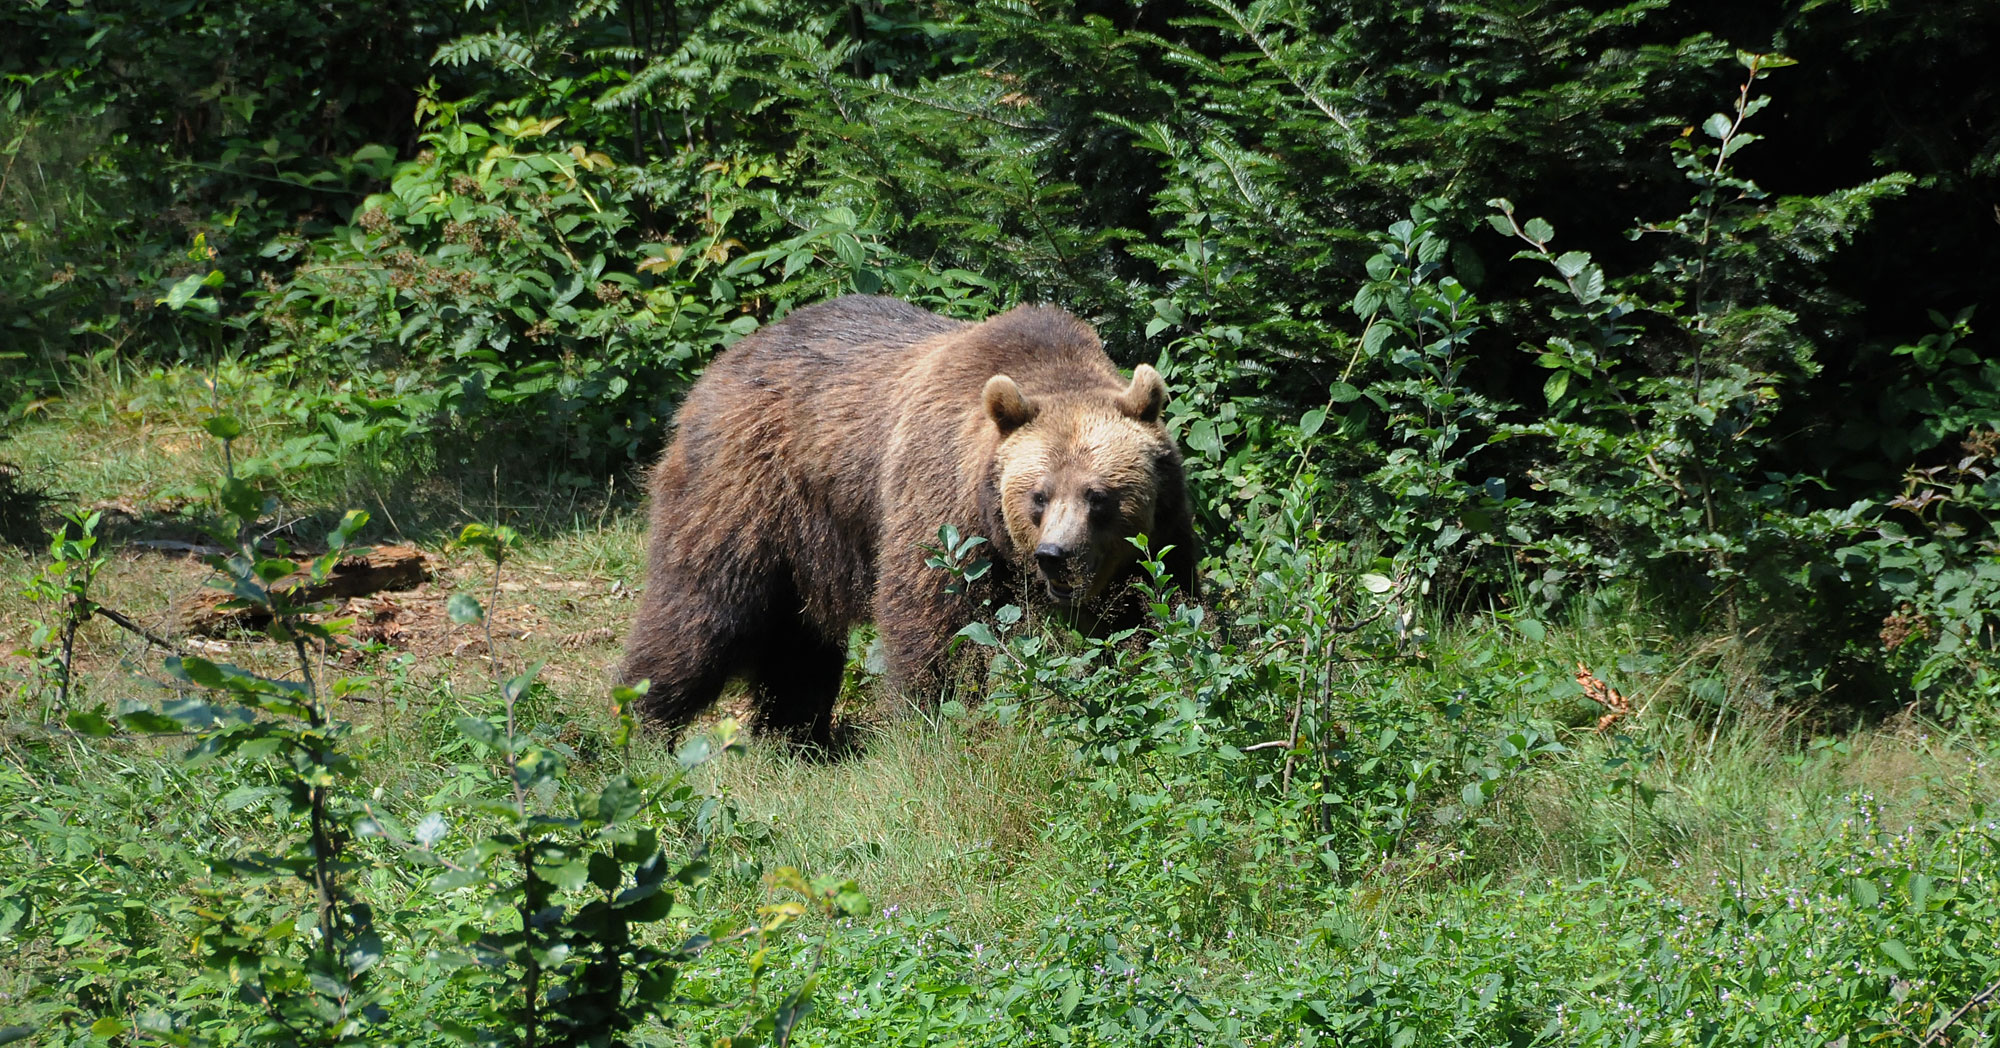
[7,367,2000,1045]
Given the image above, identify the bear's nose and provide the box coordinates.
[1034,542,1068,575]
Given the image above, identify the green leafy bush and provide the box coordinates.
[1488,54,1910,619]
[256,98,764,466]
[1839,421,2000,726]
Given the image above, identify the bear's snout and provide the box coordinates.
[1033,542,1079,592]
[1034,541,1080,599]
[1032,497,1100,602]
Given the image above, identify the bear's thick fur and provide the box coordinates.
[619,295,1199,743]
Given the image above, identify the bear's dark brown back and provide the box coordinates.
[929,304,1121,397]
[722,295,964,376]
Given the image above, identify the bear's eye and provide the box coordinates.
[1030,490,1048,509]
[1087,488,1115,510]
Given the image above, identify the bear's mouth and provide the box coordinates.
[1033,543,1100,606]
[1040,566,1104,606]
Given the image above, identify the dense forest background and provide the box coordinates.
[4,1,2000,1045]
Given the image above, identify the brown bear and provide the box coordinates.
[618,295,1199,744]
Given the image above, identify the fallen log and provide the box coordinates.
[178,544,435,636]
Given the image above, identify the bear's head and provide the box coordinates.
[982,365,1176,608]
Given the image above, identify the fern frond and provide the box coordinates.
[594,60,685,110]
[571,0,620,25]
[1758,174,1915,264]
[581,46,647,64]
[433,32,536,72]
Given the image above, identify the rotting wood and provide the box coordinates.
[178,545,435,636]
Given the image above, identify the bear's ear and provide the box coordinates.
[983,374,1037,434]
[1116,364,1167,424]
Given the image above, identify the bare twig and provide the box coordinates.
[1922,975,2000,1047]
[1282,636,1336,795]
[94,605,189,656]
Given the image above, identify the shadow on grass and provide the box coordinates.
[300,432,654,548]
[0,461,59,548]
[12,432,655,556]
[0,369,664,553]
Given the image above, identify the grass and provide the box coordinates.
[4,371,1999,1045]
[690,715,1063,935]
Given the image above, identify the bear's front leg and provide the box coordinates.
[873,552,980,704]
[746,624,847,747]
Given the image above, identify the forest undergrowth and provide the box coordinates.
[2,375,1998,1046]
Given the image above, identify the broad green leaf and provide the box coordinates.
[160,272,214,311]
[167,656,226,688]
[1544,370,1571,405]
[457,716,502,749]
[956,622,1000,648]
[1907,873,1933,911]
[221,784,271,811]
[595,776,646,822]
[546,859,591,892]
[1184,419,1218,454]
[502,665,541,703]
[117,710,181,734]
[1577,266,1605,304]
[447,593,484,624]
[220,477,262,522]
[1877,939,1917,971]
[1741,49,1797,71]
[675,733,713,768]
[1361,323,1392,358]
[65,710,116,737]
